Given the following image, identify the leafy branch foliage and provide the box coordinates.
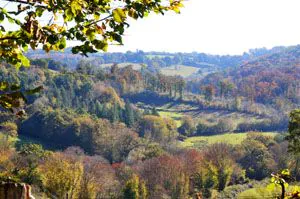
[0,80,42,115]
[0,0,183,67]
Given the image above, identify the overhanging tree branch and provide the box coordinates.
[85,15,112,27]
[2,0,48,9]
[0,36,21,41]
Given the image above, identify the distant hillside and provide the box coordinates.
[241,45,300,69]
[26,46,289,72]
[193,45,300,109]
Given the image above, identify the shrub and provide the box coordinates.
[214,118,235,133]
[0,122,18,137]
[196,121,211,135]
[139,115,178,143]
[178,116,196,136]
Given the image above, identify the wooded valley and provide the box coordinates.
[0,45,299,198]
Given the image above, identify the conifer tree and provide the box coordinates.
[124,100,135,127]
[123,175,147,199]
[286,109,300,154]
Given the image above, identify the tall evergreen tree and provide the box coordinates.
[286,109,300,154]
[95,101,103,118]
[123,175,147,199]
[111,103,120,123]
[124,101,135,127]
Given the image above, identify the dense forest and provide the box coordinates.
[0,44,299,198]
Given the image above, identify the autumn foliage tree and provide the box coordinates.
[178,116,196,136]
[139,115,178,143]
[202,143,237,191]
[202,84,215,101]
[239,134,275,180]
[38,152,83,198]
[123,174,147,199]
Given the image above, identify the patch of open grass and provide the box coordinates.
[237,185,300,199]
[145,55,174,59]
[99,62,145,70]
[160,65,199,77]
[158,111,183,127]
[180,132,279,148]
[158,102,266,126]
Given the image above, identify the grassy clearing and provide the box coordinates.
[160,65,199,77]
[158,111,183,127]
[159,102,266,125]
[156,102,267,129]
[145,55,174,59]
[180,132,279,148]
[237,185,300,199]
[99,63,145,70]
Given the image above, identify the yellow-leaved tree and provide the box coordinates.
[38,152,83,198]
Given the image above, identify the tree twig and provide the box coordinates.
[2,0,48,9]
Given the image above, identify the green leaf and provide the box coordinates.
[0,13,5,22]
[19,54,30,67]
[94,13,100,20]
[129,9,138,19]
[58,37,67,49]
[112,33,122,44]
[0,82,9,91]
[86,29,96,41]
[36,7,44,17]
[1,9,7,14]
[65,8,74,22]
[7,17,14,23]
[270,177,275,183]
[0,25,5,32]
[48,35,59,45]
[281,169,290,176]
[23,45,28,52]
[112,8,126,23]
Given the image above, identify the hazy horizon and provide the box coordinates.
[61,43,294,56]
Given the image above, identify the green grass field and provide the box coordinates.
[158,111,183,127]
[145,55,174,59]
[99,62,145,70]
[237,185,300,199]
[158,102,266,125]
[160,65,199,77]
[180,132,279,148]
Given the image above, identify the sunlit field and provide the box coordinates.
[180,132,279,148]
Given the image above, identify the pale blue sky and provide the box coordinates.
[110,0,300,55]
